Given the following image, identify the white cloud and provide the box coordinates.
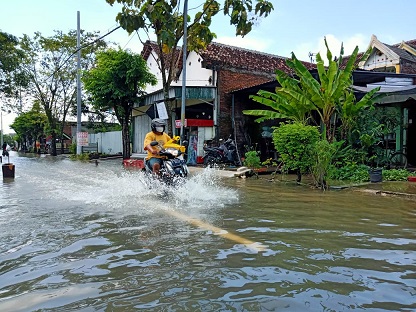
[291,33,369,63]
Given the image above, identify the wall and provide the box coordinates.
[217,69,271,139]
[174,51,214,87]
[89,131,122,154]
[132,115,152,153]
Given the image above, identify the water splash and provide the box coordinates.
[24,160,239,215]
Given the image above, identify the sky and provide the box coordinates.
[1,0,415,132]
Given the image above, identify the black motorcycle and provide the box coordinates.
[203,136,241,168]
[145,140,189,185]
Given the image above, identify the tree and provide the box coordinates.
[10,101,47,151]
[0,31,28,114]
[244,37,382,142]
[82,48,157,159]
[18,30,108,156]
[106,0,274,132]
[0,31,25,96]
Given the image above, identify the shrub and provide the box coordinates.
[383,169,411,181]
[311,140,338,188]
[273,122,320,182]
[328,163,370,183]
[243,150,261,169]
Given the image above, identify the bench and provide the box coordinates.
[81,143,98,153]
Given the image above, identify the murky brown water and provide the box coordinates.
[0,152,415,311]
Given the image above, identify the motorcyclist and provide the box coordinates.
[144,118,171,175]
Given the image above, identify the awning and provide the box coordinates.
[351,85,416,93]
[352,85,416,104]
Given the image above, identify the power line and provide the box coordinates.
[49,25,121,80]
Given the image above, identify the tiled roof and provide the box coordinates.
[200,42,315,74]
[141,40,315,77]
[387,44,416,62]
[394,39,416,48]
[341,37,416,69]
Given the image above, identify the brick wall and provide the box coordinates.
[400,60,416,74]
[217,69,271,140]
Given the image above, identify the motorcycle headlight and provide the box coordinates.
[165,148,179,157]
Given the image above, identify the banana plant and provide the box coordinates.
[244,37,382,142]
[244,69,315,124]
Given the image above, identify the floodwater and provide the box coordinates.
[0,152,415,312]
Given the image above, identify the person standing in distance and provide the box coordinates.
[144,118,171,175]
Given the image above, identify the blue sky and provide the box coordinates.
[1,0,415,131]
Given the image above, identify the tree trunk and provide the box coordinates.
[121,119,130,160]
[50,131,57,156]
[296,169,302,183]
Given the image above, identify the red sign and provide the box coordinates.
[175,119,213,128]
[77,132,89,146]
[175,119,187,128]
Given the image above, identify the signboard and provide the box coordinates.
[175,119,187,128]
[175,119,213,128]
[156,102,168,120]
[77,132,89,146]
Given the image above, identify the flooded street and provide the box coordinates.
[0,152,415,311]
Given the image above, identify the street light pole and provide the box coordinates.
[179,0,188,144]
[1,109,3,147]
[76,11,82,155]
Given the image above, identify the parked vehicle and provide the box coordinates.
[203,135,241,167]
[144,138,189,184]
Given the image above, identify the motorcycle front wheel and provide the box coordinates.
[203,155,218,168]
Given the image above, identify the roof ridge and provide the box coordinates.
[208,41,290,60]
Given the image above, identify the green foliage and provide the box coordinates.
[383,169,411,181]
[18,30,108,156]
[329,164,411,183]
[106,0,273,131]
[311,140,340,188]
[0,31,27,99]
[261,158,278,167]
[10,101,48,148]
[69,153,90,162]
[82,48,157,159]
[69,142,77,154]
[243,150,261,169]
[106,0,273,44]
[272,122,320,175]
[328,163,370,183]
[244,37,382,143]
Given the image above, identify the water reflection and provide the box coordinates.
[0,152,415,311]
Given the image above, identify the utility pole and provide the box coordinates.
[0,109,3,147]
[76,11,82,155]
[179,0,188,144]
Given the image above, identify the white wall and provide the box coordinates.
[89,131,122,154]
[172,51,214,87]
[145,50,164,93]
[145,50,215,92]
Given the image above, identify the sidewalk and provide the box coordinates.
[188,165,416,198]
[188,165,251,178]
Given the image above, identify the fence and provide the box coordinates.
[87,131,122,155]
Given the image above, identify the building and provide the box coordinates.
[131,40,314,162]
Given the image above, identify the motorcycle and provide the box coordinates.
[202,135,241,168]
[144,136,189,184]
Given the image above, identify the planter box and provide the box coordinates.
[369,168,382,183]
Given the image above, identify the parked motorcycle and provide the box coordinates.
[203,135,241,168]
[145,136,189,184]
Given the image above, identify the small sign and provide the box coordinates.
[77,132,89,146]
[156,102,168,120]
[175,119,187,128]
